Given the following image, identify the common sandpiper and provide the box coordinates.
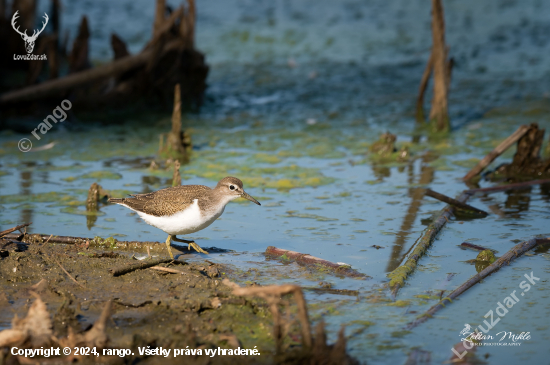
[108,176,261,258]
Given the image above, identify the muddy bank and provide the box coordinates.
[0,238,357,364]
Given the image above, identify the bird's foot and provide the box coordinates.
[188,241,209,254]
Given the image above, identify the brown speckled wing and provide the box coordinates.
[122,185,212,217]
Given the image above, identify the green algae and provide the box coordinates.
[0,191,70,204]
[91,236,119,249]
[427,157,455,171]
[183,162,335,190]
[349,320,375,327]
[414,294,440,300]
[251,153,282,164]
[284,211,338,221]
[79,171,123,180]
[390,330,411,338]
[105,189,135,198]
[452,158,481,168]
[476,249,496,263]
[387,300,410,307]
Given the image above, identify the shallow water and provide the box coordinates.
[2,0,550,363]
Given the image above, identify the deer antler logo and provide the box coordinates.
[11,10,49,54]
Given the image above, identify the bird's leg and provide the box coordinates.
[171,236,209,254]
[165,235,174,259]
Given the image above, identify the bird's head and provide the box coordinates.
[216,176,261,205]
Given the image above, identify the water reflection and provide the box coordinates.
[503,187,532,217]
[19,170,33,228]
[385,157,434,272]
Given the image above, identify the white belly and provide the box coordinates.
[133,199,225,236]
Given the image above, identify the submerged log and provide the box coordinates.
[265,246,369,278]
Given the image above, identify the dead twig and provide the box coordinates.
[425,189,488,217]
[460,242,494,252]
[149,265,187,275]
[0,223,32,238]
[407,237,550,329]
[40,234,53,247]
[463,125,530,180]
[50,255,86,289]
[265,246,369,279]
[109,258,174,277]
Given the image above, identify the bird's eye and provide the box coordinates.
[229,185,235,190]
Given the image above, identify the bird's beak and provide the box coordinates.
[241,191,261,205]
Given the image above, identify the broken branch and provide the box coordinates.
[463,125,530,180]
[460,242,494,252]
[387,191,471,298]
[425,189,488,217]
[52,255,86,288]
[149,265,187,275]
[0,223,31,238]
[109,258,174,276]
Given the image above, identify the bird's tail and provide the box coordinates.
[108,198,124,204]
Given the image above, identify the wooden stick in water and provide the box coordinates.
[425,189,488,217]
[463,125,530,180]
[407,237,550,329]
